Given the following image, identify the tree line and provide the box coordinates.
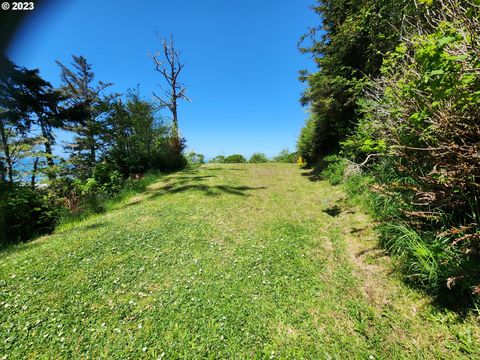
[206,149,298,164]
[297,0,480,305]
[0,37,188,244]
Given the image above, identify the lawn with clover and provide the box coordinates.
[1,163,479,358]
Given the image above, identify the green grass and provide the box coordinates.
[1,164,479,358]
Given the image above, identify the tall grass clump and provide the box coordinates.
[321,147,480,308]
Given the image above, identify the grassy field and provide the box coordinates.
[1,163,479,359]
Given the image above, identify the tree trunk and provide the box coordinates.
[0,119,14,183]
[39,120,55,168]
[89,141,96,169]
[172,78,179,138]
[0,159,6,183]
[31,156,39,189]
[87,118,96,171]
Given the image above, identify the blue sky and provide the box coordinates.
[8,0,318,159]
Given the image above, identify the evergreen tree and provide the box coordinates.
[1,57,70,181]
[297,0,419,163]
[0,57,34,183]
[18,68,66,177]
[56,55,114,177]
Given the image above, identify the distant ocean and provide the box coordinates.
[14,157,58,184]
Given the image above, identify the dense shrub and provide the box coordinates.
[0,184,57,245]
[224,154,246,163]
[307,0,480,305]
[185,150,205,166]
[93,162,124,195]
[273,149,298,163]
[297,114,331,165]
[103,92,187,176]
[149,136,187,171]
[0,57,188,246]
[297,0,419,164]
[46,163,125,218]
[346,1,480,299]
[209,155,226,163]
[249,152,269,163]
[321,155,347,185]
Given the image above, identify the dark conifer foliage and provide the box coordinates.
[1,53,187,245]
[56,55,115,178]
[297,0,418,163]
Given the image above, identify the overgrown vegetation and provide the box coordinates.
[298,0,480,305]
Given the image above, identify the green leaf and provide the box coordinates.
[438,36,457,47]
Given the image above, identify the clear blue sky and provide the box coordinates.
[8,0,318,159]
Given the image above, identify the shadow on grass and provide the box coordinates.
[301,169,324,182]
[373,230,480,316]
[147,167,265,198]
[404,276,479,318]
[115,169,266,209]
[0,240,43,258]
[148,184,266,199]
[0,221,109,259]
[173,175,216,181]
[323,205,342,217]
[203,167,244,171]
[56,221,108,235]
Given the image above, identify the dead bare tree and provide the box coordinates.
[151,35,188,137]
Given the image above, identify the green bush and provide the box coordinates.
[321,155,347,185]
[108,171,163,205]
[249,152,269,163]
[47,165,123,220]
[323,154,480,305]
[297,115,324,165]
[93,162,125,195]
[273,149,298,163]
[209,155,225,163]
[185,151,205,166]
[0,184,58,245]
[224,154,246,163]
[150,136,187,171]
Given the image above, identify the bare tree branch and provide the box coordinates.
[150,34,188,136]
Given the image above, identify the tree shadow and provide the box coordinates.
[172,175,216,181]
[116,169,262,209]
[148,183,266,199]
[203,167,244,171]
[160,174,216,189]
[301,169,324,182]
[374,232,480,317]
[323,205,342,217]
[0,221,107,258]
[119,199,142,209]
[356,245,387,259]
[402,277,479,318]
[0,240,43,258]
[57,221,107,234]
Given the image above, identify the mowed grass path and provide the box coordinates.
[1,164,479,359]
